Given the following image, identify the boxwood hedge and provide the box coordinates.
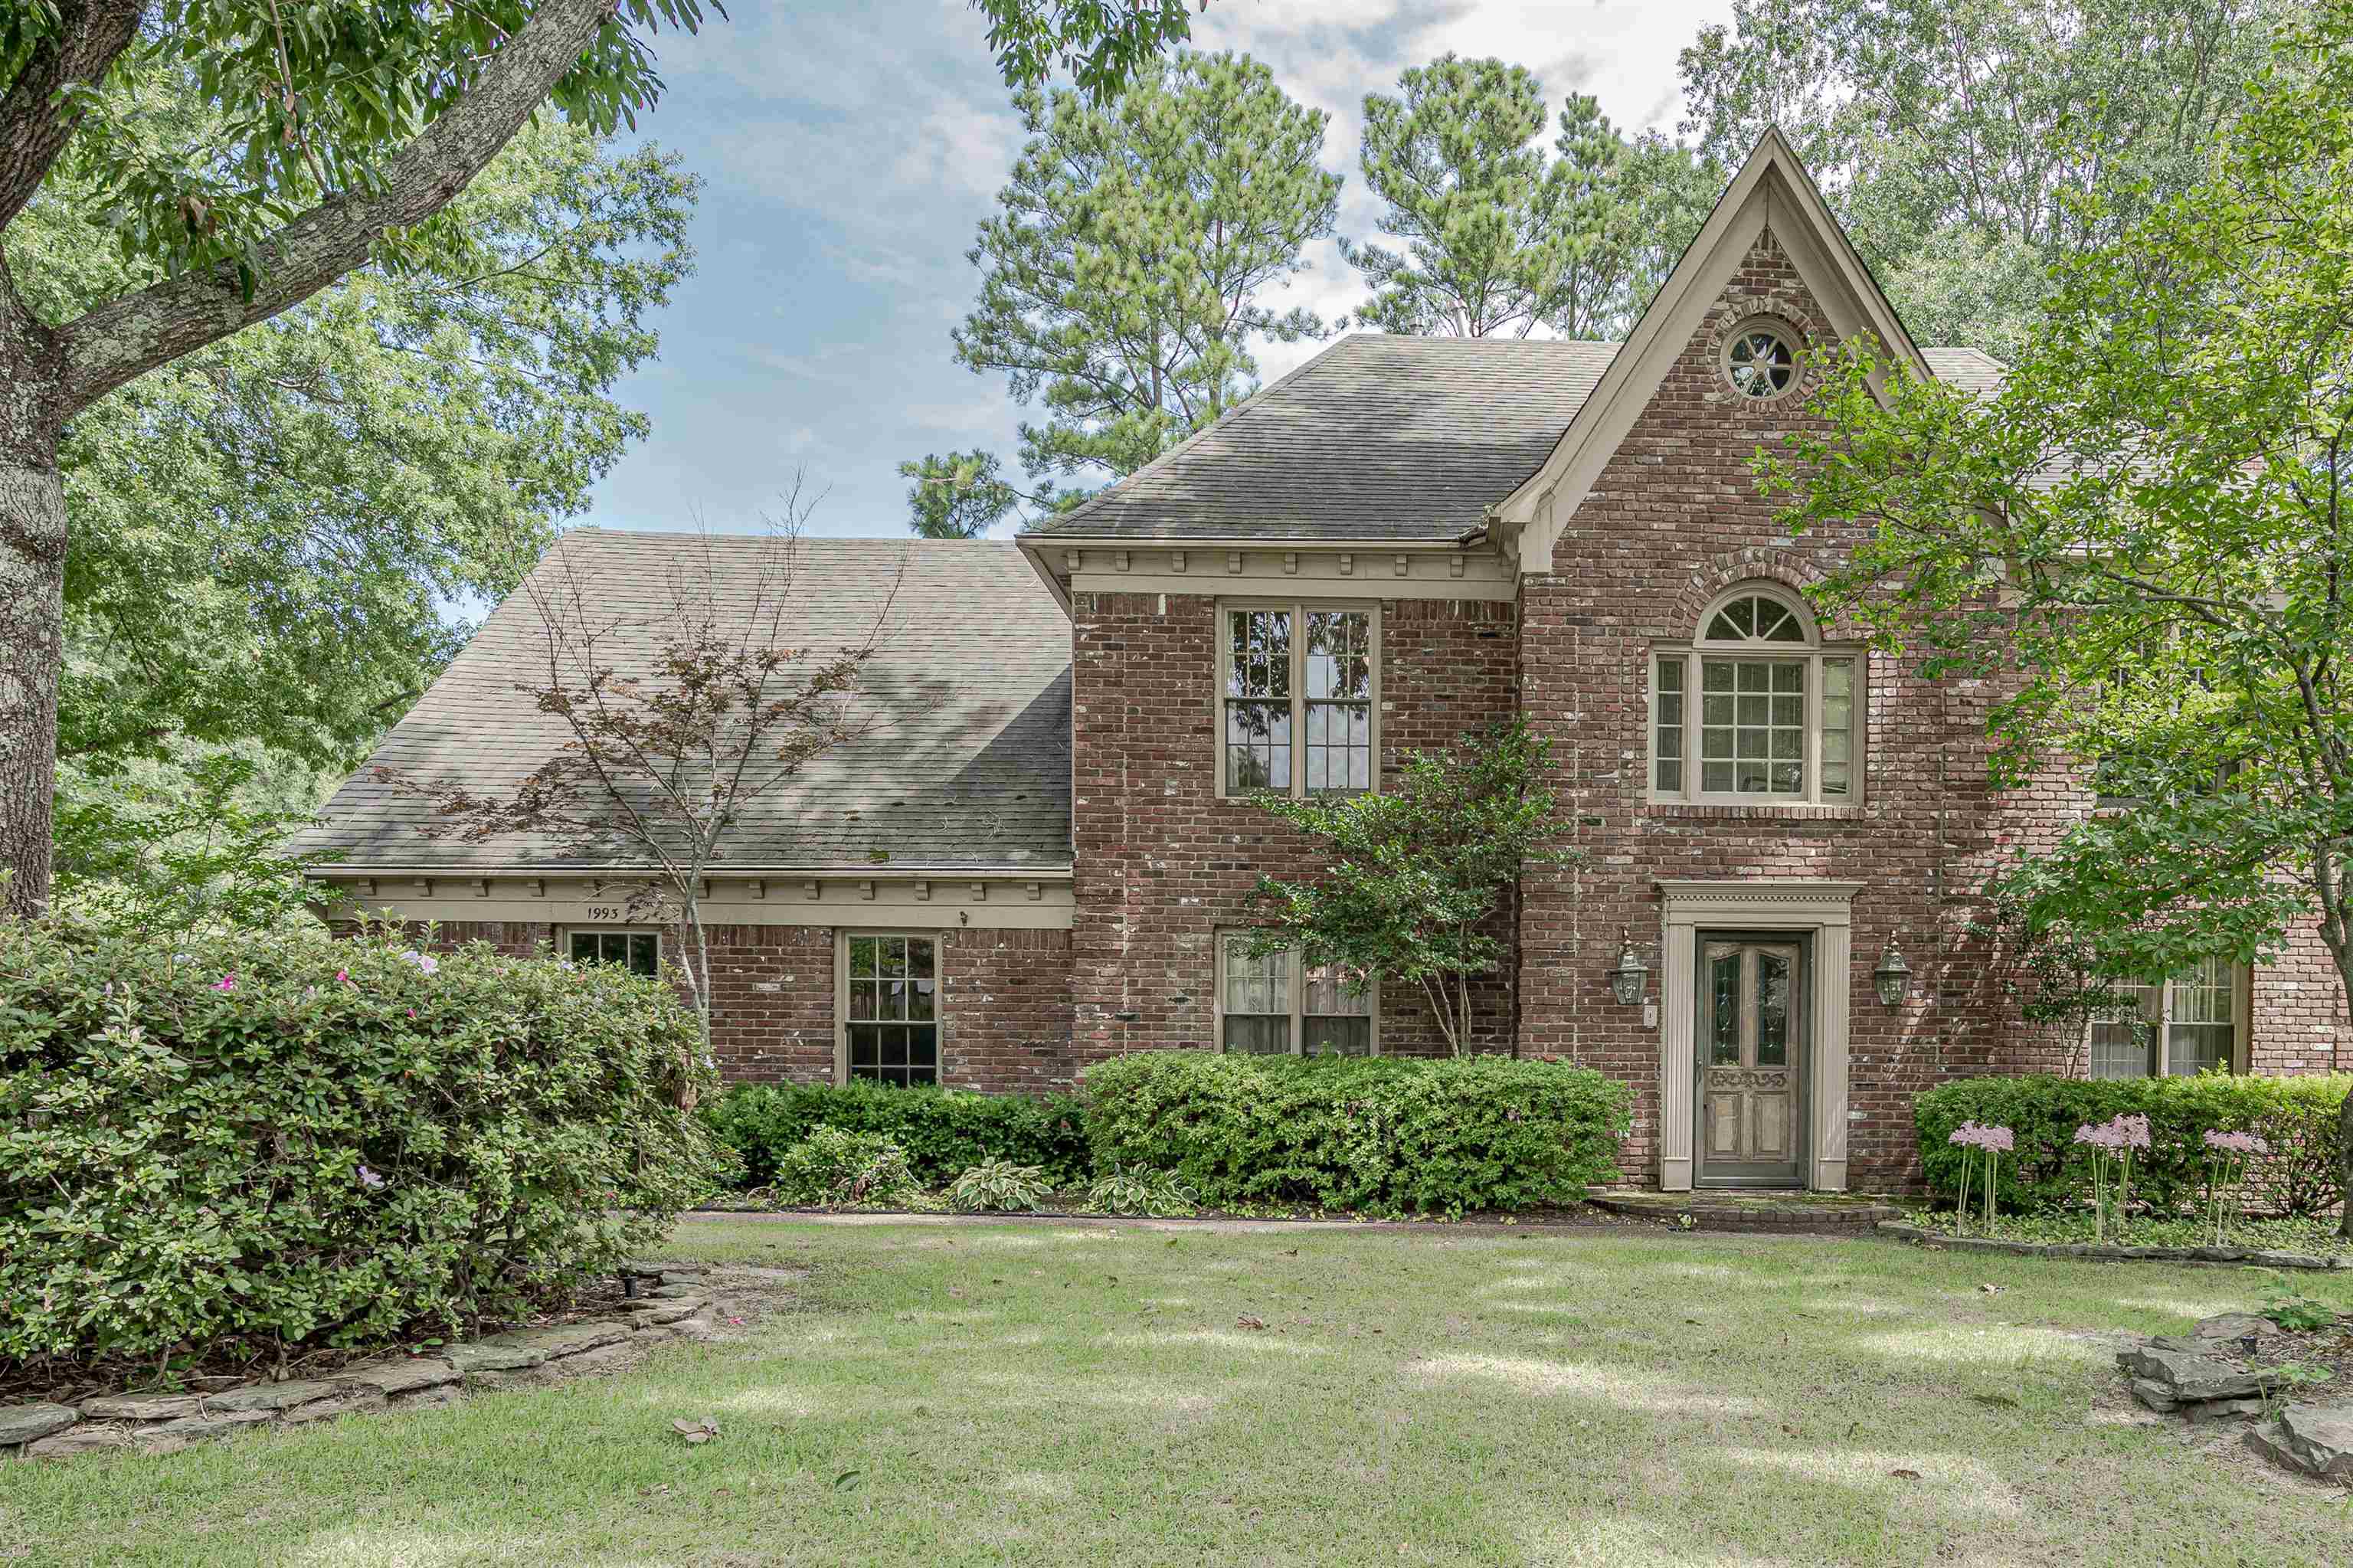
[1081,1052,1633,1217]
[0,919,723,1363]
[1915,1072,2347,1216]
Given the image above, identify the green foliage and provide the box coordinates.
[1084,1164,1199,1218]
[896,449,1085,538]
[2261,1289,2341,1333]
[1913,1075,2348,1218]
[1347,57,1717,339]
[702,1082,1091,1190]
[971,0,1206,102]
[1678,0,2276,355]
[1244,719,1577,1055]
[771,1128,919,1210]
[7,106,699,773]
[947,1158,1057,1213]
[951,50,1339,486]
[51,751,334,935]
[0,918,722,1363]
[1081,1052,1634,1218]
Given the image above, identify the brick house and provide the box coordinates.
[295,132,2351,1193]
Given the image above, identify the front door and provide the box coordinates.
[1696,936,1806,1187]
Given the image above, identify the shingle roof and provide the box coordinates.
[293,533,1072,873]
[1026,336,2009,542]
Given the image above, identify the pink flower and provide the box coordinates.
[2202,1128,2268,1156]
[406,1008,417,1019]
[212,974,237,993]
[2114,1113,2151,1151]
[1980,1125,2014,1153]
[2073,1121,2121,1151]
[336,970,351,984]
[399,951,440,977]
[357,1164,386,1190]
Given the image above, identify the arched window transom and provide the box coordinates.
[1651,586,1860,804]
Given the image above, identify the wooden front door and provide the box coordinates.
[1696,937,1806,1187]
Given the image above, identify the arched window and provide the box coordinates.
[1650,586,1860,804]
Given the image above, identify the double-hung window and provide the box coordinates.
[2087,958,2245,1079]
[1218,934,1375,1056]
[1222,604,1375,797]
[842,934,939,1086]
[1650,588,1860,804]
[570,929,660,977]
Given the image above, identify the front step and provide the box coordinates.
[1588,1188,1910,1234]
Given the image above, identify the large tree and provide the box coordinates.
[18,105,696,774]
[1678,0,2279,358]
[947,50,1340,487]
[1344,57,1716,342]
[0,0,1210,920]
[1759,1,2353,1226]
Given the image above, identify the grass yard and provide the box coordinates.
[5,1219,2352,1566]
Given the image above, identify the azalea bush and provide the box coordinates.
[702,1081,1088,1189]
[1916,1075,2348,1217]
[1082,1052,1633,1217]
[769,1128,919,1209]
[0,917,723,1365]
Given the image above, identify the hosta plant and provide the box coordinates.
[946,1159,1055,1213]
[1085,1165,1200,1218]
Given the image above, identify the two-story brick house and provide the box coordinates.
[295,132,2352,1193]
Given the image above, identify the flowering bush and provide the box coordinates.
[1081,1052,1633,1217]
[0,916,722,1363]
[1915,1074,2346,1216]
[1946,1121,2014,1231]
[2072,1112,2152,1240]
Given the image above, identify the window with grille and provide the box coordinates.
[2087,958,2241,1079]
[1218,934,1375,1056]
[570,929,659,977]
[1222,604,1374,797]
[843,934,939,1087]
[1651,587,1860,805]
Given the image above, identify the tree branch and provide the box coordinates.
[55,0,616,415]
[0,0,142,234]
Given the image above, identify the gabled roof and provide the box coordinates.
[1021,336,1622,542]
[292,533,1073,874]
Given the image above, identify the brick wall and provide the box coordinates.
[1517,234,2004,1190]
[394,918,1073,1093]
[1068,591,1519,1066]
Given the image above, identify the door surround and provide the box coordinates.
[1656,879,1858,1193]
[1694,932,1809,1190]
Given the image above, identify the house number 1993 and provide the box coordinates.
[584,905,626,921]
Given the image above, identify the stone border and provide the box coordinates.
[2,1262,738,1462]
[1877,1219,2349,1269]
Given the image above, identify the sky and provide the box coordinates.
[582,0,1741,542]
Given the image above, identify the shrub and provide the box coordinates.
[1082,1052,1633,1217]
[771,1128,919,1208]
[703,1081,1088,1188]
[1085,1164,1199,1217]
[946,1159,1055,1213]
[0,918,722,1364]
[1915,1074,2348,1216]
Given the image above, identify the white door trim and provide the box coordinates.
[1657,879,1860,1193]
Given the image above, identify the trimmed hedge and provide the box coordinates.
[1081,1052,1633,1217]
[1915,1073,2348,1217]
[702,1081,1089,1189]
[0,919,722,1363]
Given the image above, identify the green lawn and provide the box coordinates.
[5,1219,2350,1566]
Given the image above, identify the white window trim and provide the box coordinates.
[2084,963,2252,1079]
[564,926,663,974]
[1648,586,1865,807]
[1215,598,1381,800]
[833,928,946,1088]
[1212,932,1381,1056]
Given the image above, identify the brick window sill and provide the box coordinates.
[1641,802,1868,822]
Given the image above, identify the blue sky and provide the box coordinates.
[584,0,1739,541]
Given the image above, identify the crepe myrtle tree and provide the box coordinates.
[0,0,1209,922]
[1755,1,2353,1229]
[380,503,902,1108]
[1240,718,1576,1057]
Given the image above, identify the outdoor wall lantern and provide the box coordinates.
[1874,936,1912,1008]
[1608,928,1648,1007]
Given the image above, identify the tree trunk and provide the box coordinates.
[0,379,64,919]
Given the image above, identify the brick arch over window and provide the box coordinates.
[1702,279,1833,409]
[1667,549,1847,641]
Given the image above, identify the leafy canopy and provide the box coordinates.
[1759,1,2353,1007]
[1347,56,1717,340]
[1242,719,1576,1056]
[948,50,1340,489]
[1679,0,2279,357]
